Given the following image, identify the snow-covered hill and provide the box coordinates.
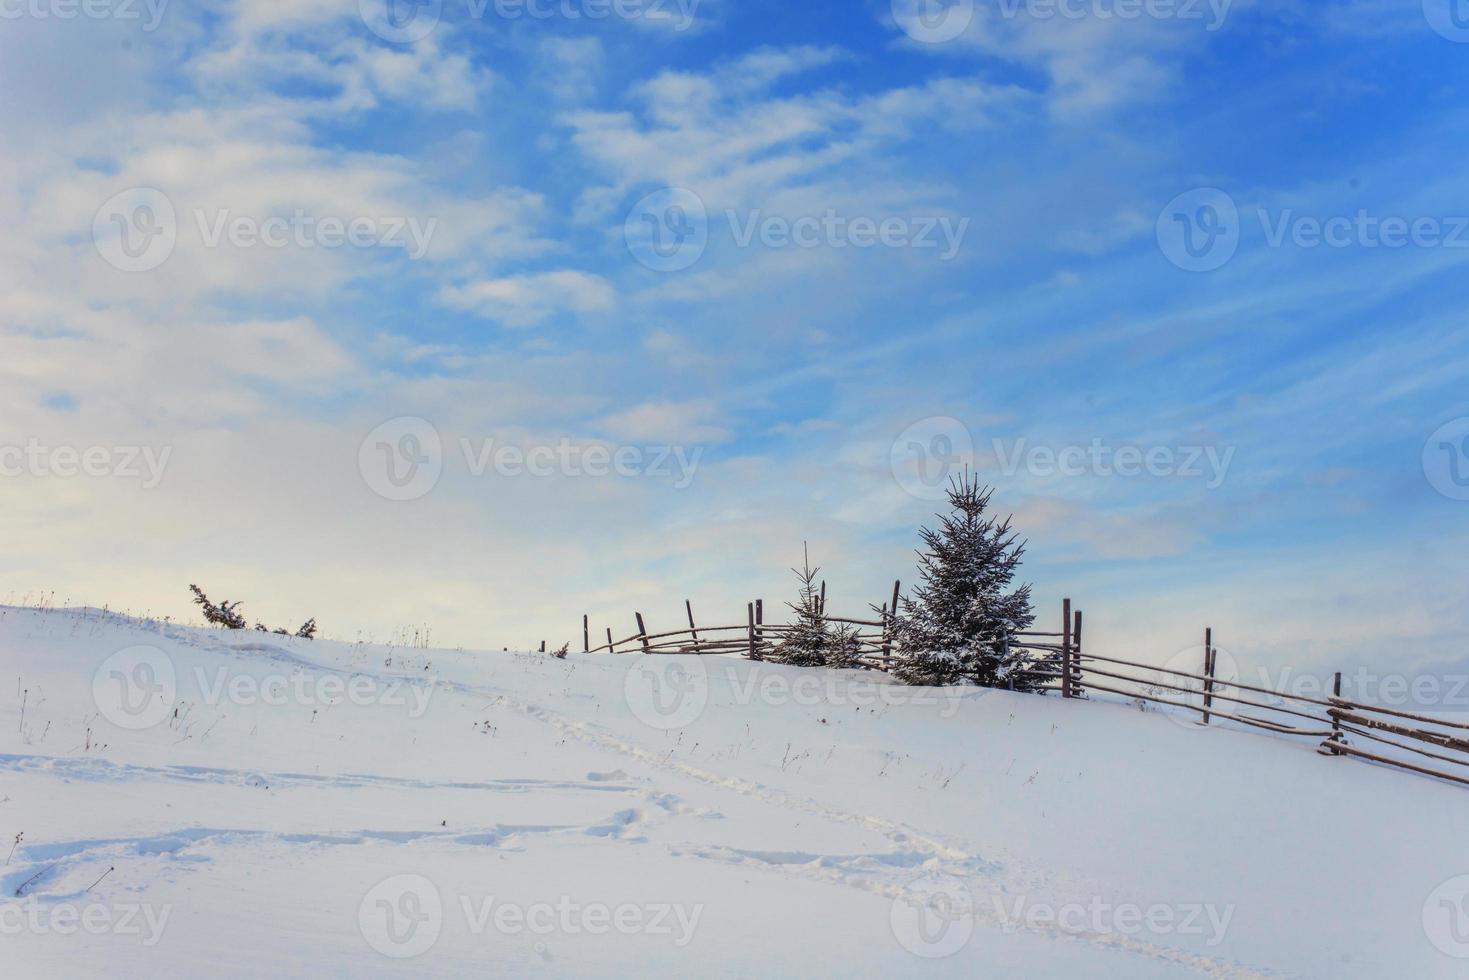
[1,605,1464,978]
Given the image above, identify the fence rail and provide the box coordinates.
[566,593,1467,791]
[1068,636,1469,790]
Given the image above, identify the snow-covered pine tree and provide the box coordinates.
[188,584,316,639]
[890,474,1043,689]
[769,546,861,669]
[189,583,248,630]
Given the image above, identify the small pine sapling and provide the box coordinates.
[769,545,861,669]
[190,584,247,630]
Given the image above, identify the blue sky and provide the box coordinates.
[2,0,1467,676]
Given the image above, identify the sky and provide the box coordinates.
[2,0,1467,682]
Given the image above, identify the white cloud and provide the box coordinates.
[191,2,491,115]
[595,399,730,443]
[564,48,1028,217]
[770,418,841,436]
[533,36,605,104]
[890,1,1251,116]
[438,270,617,327]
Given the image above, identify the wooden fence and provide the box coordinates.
[1064,632,1469,789]
[569,594,1469,790]
[573,581,1068,675]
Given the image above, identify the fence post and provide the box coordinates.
[882,579,901,668]
[1072,608,1083,695]
[686,600,702,654]
[819,581,827,617]
[1201,627,1215,725]
[605,627,613,652]
[1327,670,1343,754]
[1061,598,1072,699]
[635,613,650,654]
[539,640,546,653]
[1004,632,1013,690]
[582,614,589,654]
[747,602,757,660]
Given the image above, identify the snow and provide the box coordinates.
[1,604,1464,977]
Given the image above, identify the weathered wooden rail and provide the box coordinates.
[1065,631,1469,790]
